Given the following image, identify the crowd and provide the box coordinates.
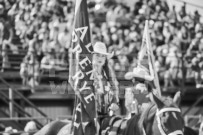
[0,0,203,89]
[0,0,72,87]
[89,0,203,89]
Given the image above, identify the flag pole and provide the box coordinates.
[70,95,78,134]
[144,20,161,97]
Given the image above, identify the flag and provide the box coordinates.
[138,20,161,97]
[69,0,97,134]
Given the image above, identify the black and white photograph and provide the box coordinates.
[0,0,202,134]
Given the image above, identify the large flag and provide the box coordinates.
[69,0,97,134]
[138,20,161,97]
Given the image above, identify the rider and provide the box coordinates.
[92,41,120,117]
[124,65,154,118]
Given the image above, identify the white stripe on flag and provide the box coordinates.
[75,0,82,16]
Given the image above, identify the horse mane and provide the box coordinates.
[138,103,156,132]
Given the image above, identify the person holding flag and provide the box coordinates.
[69,0,98,134]
[92,41,120,117]
[124,65,155,116]
[69,0,120,134]
[124,20,161,116]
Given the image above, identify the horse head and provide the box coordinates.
[152,92,184,135]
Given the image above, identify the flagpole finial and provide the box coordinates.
[144,20,149,31]
[145,20,149,25]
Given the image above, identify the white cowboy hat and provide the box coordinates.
[93,42,114,58]
[124,66,154,81]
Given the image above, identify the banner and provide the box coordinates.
[138,20,161,97]
[69,0,96,134]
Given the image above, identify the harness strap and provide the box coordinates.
[102,116,121,135]
[142,128,147,135]
[118,119,128,135]
[156,108,182,135]
[108,119,123,135]
[142,103,156,133]
[156,108,181,116]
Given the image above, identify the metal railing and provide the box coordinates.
[0,117,51,134]
[0,77,51,129]
[184,115,202,131]
[183,95,203,116]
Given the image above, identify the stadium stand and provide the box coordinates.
[0,0,203,133]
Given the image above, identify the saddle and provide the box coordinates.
[100,103,157,135]
[100,115,122,135]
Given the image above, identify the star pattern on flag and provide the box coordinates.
[74,121,80,129]
[82,122,89,132]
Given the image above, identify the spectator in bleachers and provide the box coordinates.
[165,46,182,89]
[155,55,166,83]
[2,0,203,91]
[49,21,60,41]
[58,27,70,49]
[0,3,14,44]
[20,58,28,86]
[1,40,10,72]
[23,50,40,91]
[187,32,203,55]
[24,121,37,133]
[191,53,203,88]
[3,126,18,135]
[41,32,50,54]
[41,49,55,70]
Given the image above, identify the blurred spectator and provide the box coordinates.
[179,2,186,19]
[58,27,70,49]
[24,121,37,133]
[3,126,18,135]
[165,47,182,89]
[49,21,60,41]
[187,32,202,55]
[10,0,75,87]
[191,53,203,88]
[0,3,14,43]
[23,50,40,91]
[20,58,28,86]
[41,49,55,70]
[1,40,10,72]
[155,55,166,80]
[177,25,190,52]
[1,0,203,91]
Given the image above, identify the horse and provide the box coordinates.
[100,92,185,135]
[34,92,197,135]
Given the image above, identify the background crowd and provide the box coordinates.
[0,0,203,90]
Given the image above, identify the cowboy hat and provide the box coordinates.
[93,42,114,58]
[124,66,154,81]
